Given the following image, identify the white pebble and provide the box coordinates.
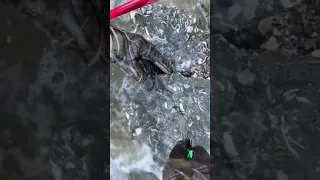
[196,115,200,120]
[179,103,185,112]
[134,128,142,136]
[164,102,168,108]
[186,26,193,33]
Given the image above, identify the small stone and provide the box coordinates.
[304,39,316,50]
[228,3,243,20]
[280,0,303,9]
[262,36,279,51]
[186,26,193,33]
[287,11,301,25]
[235,68,256,86]
[258,16,274,35]
[65,162,76,169]
[39,147,49,156]
[6,36,12,43]
[276,170,289,180]
[311,49,320,58]
[212,13,223,20]
[266,1,273,11]
[289,35,297,40]
[289,25,303,35]
[183,84,190,88]
[273,27,282,36]
[133,128,142,136]
[223,132,239,157]
[82,136,94,146]
[281,45,298,55]
[312,32,318,37]
[241,0,259,20]
[297,4,307,13]
[303,20,312,35]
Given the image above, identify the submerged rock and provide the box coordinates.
[119,72,210,165]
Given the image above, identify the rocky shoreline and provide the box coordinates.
[213,0,320,57]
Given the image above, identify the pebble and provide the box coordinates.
[222,132,239,157]
[262,36,279,51]
[241,0,259,20]
[289,26,302,35]
[312,32,318,37]
[6,36,12,43]
[258,16,274,35]
[311,49,320,58]
[186,26,193,33]
[82,136,94,146]
[276,170,289,180]
[65,162,76,169]
[280,0,303,9]
[281,45,298,55]
[228,3,242,20]
[183,84,190,88]
[273,27,282,36]
[235,68,256,86]
[304,38,316,50]
[134,128,143,136]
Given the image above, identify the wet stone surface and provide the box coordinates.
[120,73,210,166]
[110,3,210,179]
[0,47,110,179]
[0,3,109,179]
[211,0,320,178]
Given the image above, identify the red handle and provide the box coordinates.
[110,0,158,19]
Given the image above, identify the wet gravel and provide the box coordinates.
[211,0,320,179]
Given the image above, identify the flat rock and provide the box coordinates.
[235,69,256,86]
[261,36,279,51]
[120,73,210,164]
[258,16,274,35]
[280,0,303,9]
[228,3,242,21]
[241,0,259,20]
[311,49,320,57]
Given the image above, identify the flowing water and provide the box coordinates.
[110,0,210,179]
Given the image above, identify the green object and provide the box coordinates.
[186,149,193,159]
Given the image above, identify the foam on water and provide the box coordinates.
[110,143,162,180]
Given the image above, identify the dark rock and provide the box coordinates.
[216,0,234,8]
[289,25,303,35]
[315,36,320,48]
[287,10,302,25]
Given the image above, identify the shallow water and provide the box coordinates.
[110,0,210,179]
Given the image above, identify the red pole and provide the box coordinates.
[110,0,159,19]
